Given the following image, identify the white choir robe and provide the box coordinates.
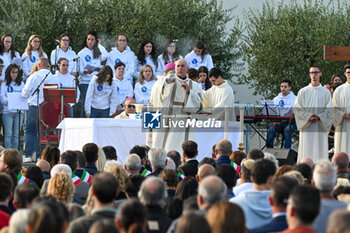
[150,75,203,153]
[202,80,234,121]
[333,82,350,155]
[293,84,334,162]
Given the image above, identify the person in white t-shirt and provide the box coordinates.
[0,34,21,80]
[21,35,48,81]
[113,62,133,115]
[185,40,213,71]
[134,65,156,105]
[156,39,182,76]
[134,40,157,80]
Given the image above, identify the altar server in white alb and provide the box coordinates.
[185,40,213,71]
[332,64,350,155]
[134,40,157,80]
[85,66,118,118]
[54,58,80,111]
[134,65,156,105]
[0,34,21,80]
[156,39,182,76]
[293,66,333,162]
[107,34,136,82]
[150,59,203,154]
[113,62,133,112]
[77,31,108,117]
[50,34,77,75]
[202,67,234,121]
[21,35,48,80]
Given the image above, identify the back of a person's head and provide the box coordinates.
[216,164,236,189]
[116,199,147,233]
[167,150,181,169]
[148,148,167,169]
[251,159,276,185]
[28,200,69,233]
[199,157,217,169]
[104,160,127,191]
[271,176,298,208]
[25,165,44,188]
[14,182,40,209]
[89,220,118,233]
[50,164,72,177]
[197,164,215,181]
[182,141,198,158]
[160,169,178,188]
[102,146,117,160]
[247,148,264,160]
[294,163,313,184]
[0,172,14,202]
[9,208,30,233]
[313,160,337,193]
[47,172,74,203]
[129,145,147,161]
[138,176,167,206]
[327,209,350,233]
[82,143,99,163]
[275,165,293,176]
[283,170,305,185]
[215,139,232,157]
[183,195,199,212]
[124,175,145,198]
[206,202,245,233]
[125,154,142,171]
[66,203,86,222]
[198,175,227,206]
[176,211,211,233]
[289,185,320,225]
[175,177,198,200]
[92,172,119,204]
[231,150,246,166]
[264,152,279,170]
[332,152,349,170]
[241,159,255,181]
[1,149,22,172]
[75,150,86,168]
[40,146,60,169]
[60,150,78,172]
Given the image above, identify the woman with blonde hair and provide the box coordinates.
[206,202,246,233]
[134,65,155,105]
[96,146,107,171]
[47,172,75,203]
[104,160,128,199]
[21,35,47,80]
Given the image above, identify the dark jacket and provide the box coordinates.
[179,159,198,177]
[146,205,172,233]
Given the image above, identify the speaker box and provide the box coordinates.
[264,148,298,166]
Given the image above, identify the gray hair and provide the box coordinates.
[148,148,167,169]
[125,154,141,171]
[50,164,72,176]
[198,175,227,205]
[138,176,167,206]
[9,209,30,233]
[264,152,279,170]
[313,160,337,193]
[165,157,176,170]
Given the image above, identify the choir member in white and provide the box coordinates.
[85,66,118,118]
[134,40,157,80]
[332,64,350,155]
[50,34,77,75]
[156,39,182,76]
[197,66,212,90]
[185,40,213,71]
[202,67,234,121]
[0,34,21,80]
[134,65,156,105]
[0,64,24,149]
[293,66,334,162]
[113,62,133,112]
[77,31,107,117]
[107,34,136,83]
[21,35,48,80]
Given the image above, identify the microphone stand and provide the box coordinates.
[31,70,51,162]
[51,41,60,73]
[73,57,80,117]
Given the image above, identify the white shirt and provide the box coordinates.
[113,77,134,106]
[134,80,156,105]
[50,46,77,73]
[184,50,213,70]
[107,46,136,82]
[134,56,157,80]
[22,69,59,106]
[84,75,118,115]
[0,81,25,113]
[156,54,183,76]
[21,50,48,79]
[273,91,296,116]
[0,51,21,80]
[54,71,80,103]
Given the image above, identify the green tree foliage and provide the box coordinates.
[241,0,350,98]
[0,0,242,79]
